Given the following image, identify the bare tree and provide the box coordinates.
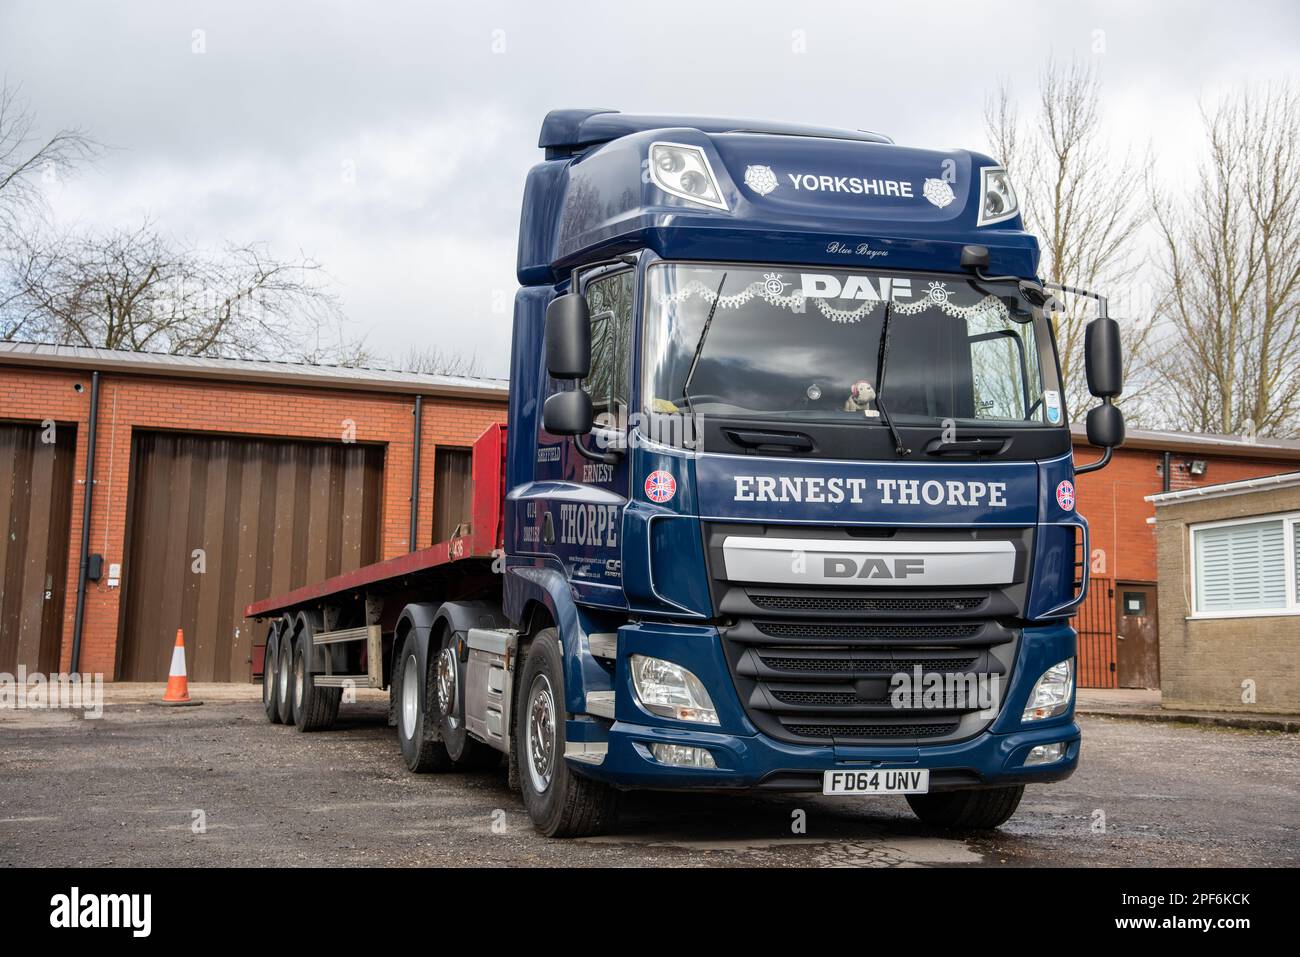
[399,345,484,377]
[3,217,366,364]
[1149,81,1300,437]
[985,59,1151,417]
[0,81,98,233]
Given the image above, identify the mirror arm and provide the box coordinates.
[573,433,621,465]
[1074,445,1112,475]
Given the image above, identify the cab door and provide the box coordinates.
[552,265,635,608]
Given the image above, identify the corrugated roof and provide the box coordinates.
[0,342,509,400]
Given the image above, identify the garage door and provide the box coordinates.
[0,421,77,675]
[118,431,384,682]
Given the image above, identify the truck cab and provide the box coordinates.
[503,109,1124,833]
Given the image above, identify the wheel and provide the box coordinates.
[432,627,501,771]
[276,630,296,725]
[394,634,453,773]
[515,629,619,838]
[262,623,282,724]
[906,785,1025,830]
[292,629,342,732]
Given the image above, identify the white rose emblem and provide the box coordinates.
[744,165,779,196]
[923,178,956,209]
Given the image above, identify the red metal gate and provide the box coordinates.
[1072,576,1116,688]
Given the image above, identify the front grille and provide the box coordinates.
[707,523,1030,747]
[771,689,860,706]
[782,721,960,739]
[755,620,982,642]
[757,654,979,674]
[720,587,1017,746]
[749,594,985,614]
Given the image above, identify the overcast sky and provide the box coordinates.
[2,0,1297,376]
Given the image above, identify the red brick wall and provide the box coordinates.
[0,367,505,678]
[1073,444,1298,583]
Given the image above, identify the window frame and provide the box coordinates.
[1188,510,1300,620]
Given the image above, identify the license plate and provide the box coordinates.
[823,768,929,795]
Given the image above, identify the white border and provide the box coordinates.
[1187,509,1299,619]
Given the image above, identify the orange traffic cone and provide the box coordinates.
[155,629,202,707]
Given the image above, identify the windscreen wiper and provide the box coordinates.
[682,271,727,410]
[874,302,911,457]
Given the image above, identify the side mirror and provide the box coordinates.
[1084,317,1122,398]
[545,293,591,380]
[1086,401,1125,449]
[543,389,594,436]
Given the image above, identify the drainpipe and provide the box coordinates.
[1162,451,1172,493]
[409,395,423,552]
[70,370,100,673]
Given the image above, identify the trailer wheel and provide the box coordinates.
[292,635,342,732]
[276,631,296,725]
[906,785,1025,830]
[516,629,619,838]
[262,623,282,724]
[433,629,501,771]
[394,638,453,773]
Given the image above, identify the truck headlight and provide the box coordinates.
[648,142,728,211]
[1022,659,1073,722]
[630,654,719,724]
[977,166,1019,226]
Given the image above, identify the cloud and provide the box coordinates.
[3,0,1298,375]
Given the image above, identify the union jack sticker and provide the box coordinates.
[1056,480,1075,511]
[644,469,677,504]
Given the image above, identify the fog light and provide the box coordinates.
[1022,659,1073,722]
[1024,742,1066,766]
[650,743,716,768]
[630,654,719,724]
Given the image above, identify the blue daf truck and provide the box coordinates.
[247,109,1126,837]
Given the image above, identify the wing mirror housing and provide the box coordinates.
[1076,317,1126,474]
[545,293,591,380]
[1086,401,1125,449]
[542,389,594,436]
[1084,317,1122,398]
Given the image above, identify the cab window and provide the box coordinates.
[583,270,635,428]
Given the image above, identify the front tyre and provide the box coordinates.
[906,785,1024,830]
[516,629,619,838]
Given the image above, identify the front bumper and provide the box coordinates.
[569,619,1081,792]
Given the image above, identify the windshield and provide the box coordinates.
[643,263,1056,427]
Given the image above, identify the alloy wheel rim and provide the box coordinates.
[401,654,419,739]
[526,674,556,793]
[436,647,458,726]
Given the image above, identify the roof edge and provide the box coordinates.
[0,344,509,401]
[1146,471,1300,506]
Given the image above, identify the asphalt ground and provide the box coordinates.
[1,693,1295,867]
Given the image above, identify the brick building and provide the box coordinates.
[0,343,507,683]
[1071,425,1300,688]
[1148,473,1300,714]
[4,340,1298,691]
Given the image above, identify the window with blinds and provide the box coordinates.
[1192,515,1297,615]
